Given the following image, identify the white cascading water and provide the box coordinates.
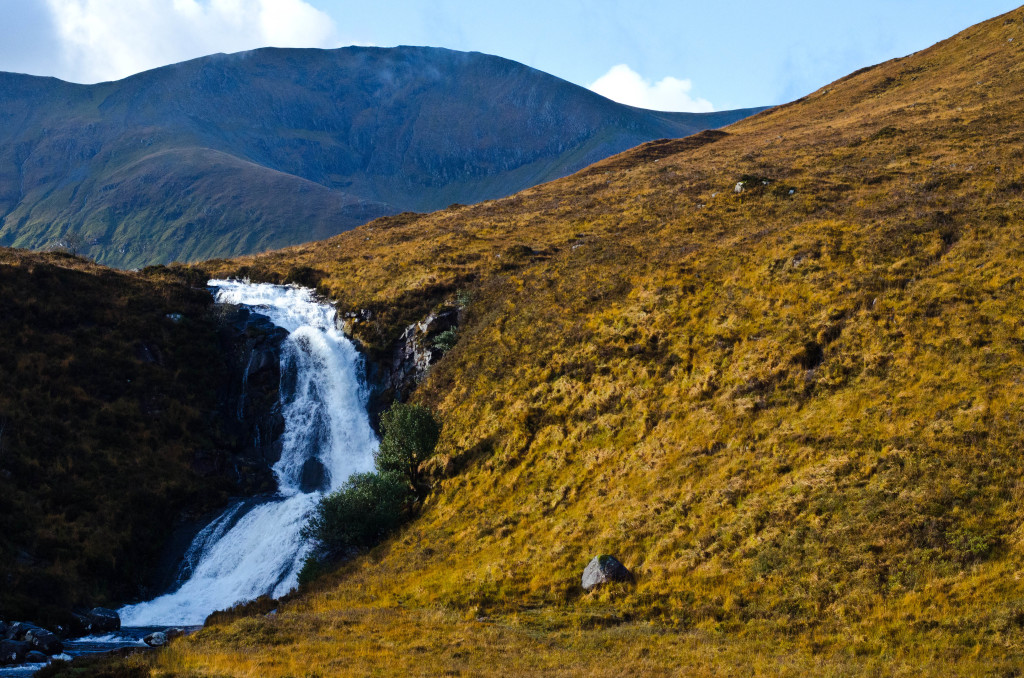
[119,280,378,625]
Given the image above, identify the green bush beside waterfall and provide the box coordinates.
[300,403,441,585]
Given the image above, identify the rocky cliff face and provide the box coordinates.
[348,306,460,429]
[144,302,289,599]
[208,305,288,493]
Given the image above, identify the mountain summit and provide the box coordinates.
[0,47,762,268]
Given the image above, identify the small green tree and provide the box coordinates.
[299,403,442,586]
[300,471,409,558]
[431,328,457,352]
[376,402,442,500]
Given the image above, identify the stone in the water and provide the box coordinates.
[143,632,168,647]
[6,622,36,640]
[25,650,49,663]
[24,627,62,655]
[0,639,28,665]
[581,554,633,591]
[87,607,121,632]
[299,457,328,492]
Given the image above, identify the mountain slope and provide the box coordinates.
[152,6,1024,675]
[0,47,763,268]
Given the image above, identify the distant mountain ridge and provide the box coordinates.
[0,46,765,268]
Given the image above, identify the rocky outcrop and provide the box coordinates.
[581,555,633,591]
[351,308,459,427]
[388,309,458,395]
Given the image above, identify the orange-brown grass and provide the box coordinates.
[154,5,1024,675]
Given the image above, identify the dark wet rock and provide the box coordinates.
[89,607,121,631]
[165,628,185,641]
[0,622,8,639]
[143,631,167,647]
[210,304,289,493]
[581,555,633,591]
[6,622,40,641]
[24,627,62,654]
[299,458,328,493]
[0,639,28,665]
[72,610,120,639]
[25,650,49,663]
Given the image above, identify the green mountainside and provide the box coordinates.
[0,47,762,269]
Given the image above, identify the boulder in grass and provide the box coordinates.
[165,628,185,641]
[581,555,633,591]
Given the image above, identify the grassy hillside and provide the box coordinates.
[0,47,762,269]
[0,250,240,626]
[139,6,1024,675]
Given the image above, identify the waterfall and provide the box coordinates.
[119,281,378,626]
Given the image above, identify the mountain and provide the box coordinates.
[162,6,1024,675]
[0,47,763,269]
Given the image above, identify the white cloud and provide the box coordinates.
[44,0,340,83]
[589,64,713,113]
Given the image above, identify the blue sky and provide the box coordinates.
[0,1,1020,111]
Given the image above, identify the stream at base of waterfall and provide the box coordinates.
[119,281,378,626]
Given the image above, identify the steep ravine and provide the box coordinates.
[120,281,379,626]
[0,252,299,629]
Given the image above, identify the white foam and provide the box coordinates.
[65,634,144,646]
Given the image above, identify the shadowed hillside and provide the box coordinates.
[136,6,1024,675]
[0,251,265,627]
[0,47,762,269]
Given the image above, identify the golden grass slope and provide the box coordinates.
[158,7,1024,675]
